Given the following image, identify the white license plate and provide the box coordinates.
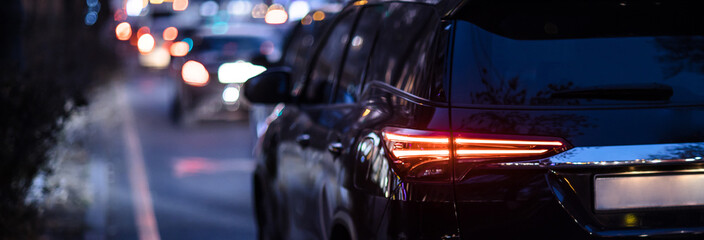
[594,173,704,211]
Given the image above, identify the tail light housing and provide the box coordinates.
[181,60,209,87]
[382,127,570,182]
[383,128,451,181]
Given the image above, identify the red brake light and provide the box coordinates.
[181,60,209,87]
[381,127,570,181]
[382,127,451,181]
[454,134,567,162]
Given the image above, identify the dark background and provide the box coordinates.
[1,0,115,238]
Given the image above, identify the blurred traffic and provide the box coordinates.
[112,0,340,69]
[103,1,346,239]
[0,0,343,239]
[110,0,341,125]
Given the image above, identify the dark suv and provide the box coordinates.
[246,0,704,239]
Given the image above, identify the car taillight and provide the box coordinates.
[381,127,570,181]
[383,127,451,181]
[454,133,568,162]
[181,60,209,87]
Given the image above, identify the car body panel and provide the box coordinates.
[253,0,704,239]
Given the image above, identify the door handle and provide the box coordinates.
[296,134,310,146]
[328,142,343,155]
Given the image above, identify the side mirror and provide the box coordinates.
[243,67,292,104]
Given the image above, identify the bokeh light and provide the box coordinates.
[138,47,171,69]
[301,15,313,25]
[150,0,164,4]
[114,9,127,21]
[200,1,219,17]
[212,22,229,34]
[115,22,132,41]
[313,11,325,21]
[182,61,209,87]
[163,27,178,41]
[87,0,99,7]
[222,86,240,103]
[183,38,194,51]
[173,0,189,11]
[85,11,98,26]
[353,0,368,6]
[265,4,288,25]
[130,34,139,46]
[138,34,156,54]
[126,0,145,16]
[170,41,190,57]
[288,1,310,21]
[260,41,274,55]
[228,0,252,16]
[251,3,267,18]
[137,26,150,38]
[218,61,266,83]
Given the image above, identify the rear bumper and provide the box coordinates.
[454,144,704,239]
[180,81,249,119]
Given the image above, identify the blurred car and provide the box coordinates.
[170,24,281,124]
[247,0,704,239]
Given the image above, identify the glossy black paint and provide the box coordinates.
[250,0,704,239]
[243,68,292,104]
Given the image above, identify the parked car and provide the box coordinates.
[170,24,281,124]
[249,10,336,140]
[247,0,704,239]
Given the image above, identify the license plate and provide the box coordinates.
[594,173,704,211]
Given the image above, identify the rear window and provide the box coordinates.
[451,0,704,106]
[194,36,266,58]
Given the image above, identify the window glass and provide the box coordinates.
[366,3,441,99]
[335,5,384,103]
[283,22,326,98]
[451,22,704,106]
[451,0,704,106]
[194,36,265,61]
[304,11,357,104]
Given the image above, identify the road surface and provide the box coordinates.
[88,66,258,240]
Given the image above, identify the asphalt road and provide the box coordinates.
[95,68,257,240]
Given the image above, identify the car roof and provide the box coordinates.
[354,0,463,17]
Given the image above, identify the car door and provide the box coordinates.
[308,4,388,239]
[282,8,361,239]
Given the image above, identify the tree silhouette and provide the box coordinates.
[655,36,704,78]
[461,73,595,139]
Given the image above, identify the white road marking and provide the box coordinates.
[118,84,161,240]
[84,158,108,240]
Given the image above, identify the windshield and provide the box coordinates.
[450,1,704,106]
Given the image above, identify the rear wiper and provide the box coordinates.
[550,83,673,101]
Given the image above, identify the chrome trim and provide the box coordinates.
[492,142,704,168]
[451,102,704,111]
[362,81,449,107]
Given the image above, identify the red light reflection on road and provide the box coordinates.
[173,157,254,178]
[174,157,217,178]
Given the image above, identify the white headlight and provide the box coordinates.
[222,86,240,103]
[218,61,267,84]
